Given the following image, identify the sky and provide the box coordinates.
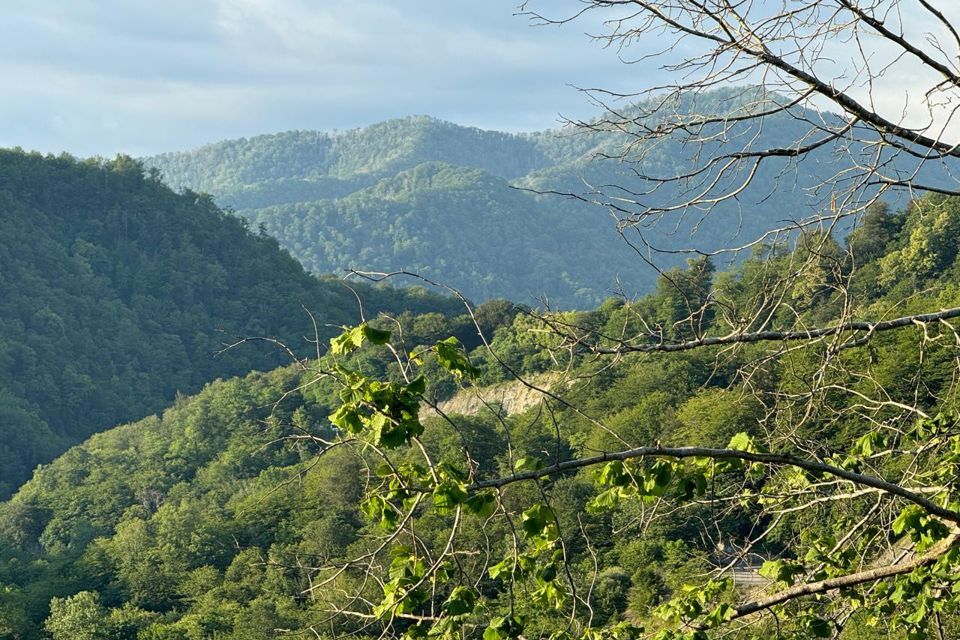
[0,0,645,158]
[4,1,959,159]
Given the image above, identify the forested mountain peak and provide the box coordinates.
[365,161,503,198]
[149,115,551,194]
[0,148,458,497]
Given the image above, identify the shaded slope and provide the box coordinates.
[242,162,639,304]
[0,150,458,496]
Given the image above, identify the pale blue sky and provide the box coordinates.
[0,0,648,157]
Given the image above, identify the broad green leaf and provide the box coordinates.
[521,503,557,539]
[726,432,755,452]
[330,323,391,355]
[758,558,804,585]
[465,491,497,518]
[433,481,469,514]
[361,324,391,345]
[329,404,365,433]
[806,617,832,637]
[514,456,544,472]
[435,337,479,379]
[441,586,477,616]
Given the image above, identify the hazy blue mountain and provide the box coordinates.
[145,88,934,308]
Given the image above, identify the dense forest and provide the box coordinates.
[4,192,960,638]
[10,0,960,636]
[0,150,461,497]
[145,88,927,308]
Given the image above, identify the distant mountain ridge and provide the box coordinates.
[149,116,554,203]
[144,88,935,308]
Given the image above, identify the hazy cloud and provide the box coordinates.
[4,2,958,157]
[0,0,641,157]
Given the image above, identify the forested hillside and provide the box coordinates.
[0,150,459,497]
[146,88,903,308]
[244,162,630,303]
[5,193,960,639]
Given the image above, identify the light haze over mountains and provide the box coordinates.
[146,88,925,307]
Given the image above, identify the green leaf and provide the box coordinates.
[807,617,832,637]
[488,559,512,580]
[640,460,673,496]
[758,559,804,585]
[441,586,477,616]
[361,324,391,345]
[329,404,365,433]
[675,471,707,501]
[435,337,479,379]
[521,503,557,539]
[892,505,950,549]
[361,495,399,529]
[483,615,523,640]
[727,432,755,452]
[433,481,469,514]
[651,460,673,490]
[588,487,622,513]
[483,626,505,640]
[854,432,882,457]
[514,456,544,472]
[597,460,629,486]
[892,506,924,537]
[407,376,426,396]
[538,562,558,582]
[330,323,391,355]
[330,325,365,355]
[465,491,496,518]
[368,412,390,445]
[705,603,736,628]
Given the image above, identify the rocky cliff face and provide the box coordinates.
[430,374,559,417]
